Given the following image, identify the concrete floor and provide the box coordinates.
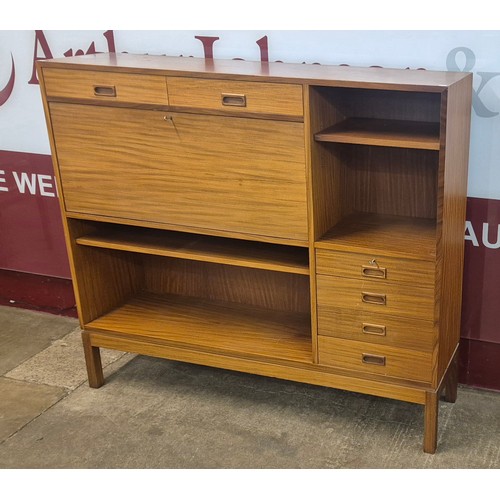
[1,304,499,469]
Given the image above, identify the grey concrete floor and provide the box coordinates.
[1,304,499,469]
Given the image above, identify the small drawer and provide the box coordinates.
[317,307,437,352]
[42,68,169,105]
[316,274,435,321]
[318,336,433,383]
[316,248,435,287]
[167,77,303,117]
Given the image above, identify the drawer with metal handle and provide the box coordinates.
[316,248,435,287]
[318,336,433,383]
[42,68,169,105]
[317,307,437,352]
[316,274,436,321]
[167,77,303,117]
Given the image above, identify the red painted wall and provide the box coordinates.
[459,197,500,390]
[0,151,70,278]
[462,197,500,345]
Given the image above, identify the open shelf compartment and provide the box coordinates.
[69,218,313,364]
[75,222,310,275]
[86,292,312,363]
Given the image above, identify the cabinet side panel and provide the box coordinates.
[303,86,319,363]
[68,221,144,324]
[436,76,473,383]
[37,65,89,327]
[308,87,349,240]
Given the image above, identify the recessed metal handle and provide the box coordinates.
[362,265,387,279]
[362,353,386,366]
[93,85,116,97]
[361,292,386,305]
[362,323,387,336]
[221,93,247,107]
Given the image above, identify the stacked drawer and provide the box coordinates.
[42,69,303,117]
[42,68,170,105]
[316,249,437,383]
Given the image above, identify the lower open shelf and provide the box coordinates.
[86,292,312,364]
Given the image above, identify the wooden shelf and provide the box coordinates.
[315,213,436,260]
[86,292,312,363]
[314,118,440,150]
[77,226,309,275]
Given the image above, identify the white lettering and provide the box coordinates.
[12,171,37,195]
[37,174,56,197]
[0,169,8,192]
[465,220,479,246]
[482,222,500,249]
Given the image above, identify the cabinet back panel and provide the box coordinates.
[50,103,308,241]
[143,256,311,314]
[314,87,441,123]
[344,145,438,219]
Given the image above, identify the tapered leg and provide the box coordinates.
[443,354,458,403]
[423,391,439,454]
[82,330,104,388]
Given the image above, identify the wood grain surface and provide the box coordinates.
[142,257,311,314]
[76,224,310,275]
[87,292,312,363]
[318,336,433,383]
[315,213,437,260]
[50,103,308,241]
[37,54,473,453]
[316,274,435,321]
[168,76,303,117]
[42,68,168,105]
[38,53,469,91]
[315,118,440,150]
[435,76,473,384]
[317,307,437,352]
[316,248,435,286]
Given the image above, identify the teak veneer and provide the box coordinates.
[37,53,472,453]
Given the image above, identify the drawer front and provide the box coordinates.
[317,307,437,352]
[42,68,168,105]
[316,249,435,287]
[167,77,303,117]
[316,274,435,321]
[318,336,433,383]
[50,103,308,241]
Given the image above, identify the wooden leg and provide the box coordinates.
[443,354,458,403]
[423,391,438,454]
[82,330,104,388]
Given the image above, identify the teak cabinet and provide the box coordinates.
[37,54,472,453]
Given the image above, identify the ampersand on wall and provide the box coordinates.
[447,46,500,118]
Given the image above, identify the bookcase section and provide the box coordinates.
[38,53,472,453]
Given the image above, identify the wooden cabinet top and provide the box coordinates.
[38,52,471,92]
